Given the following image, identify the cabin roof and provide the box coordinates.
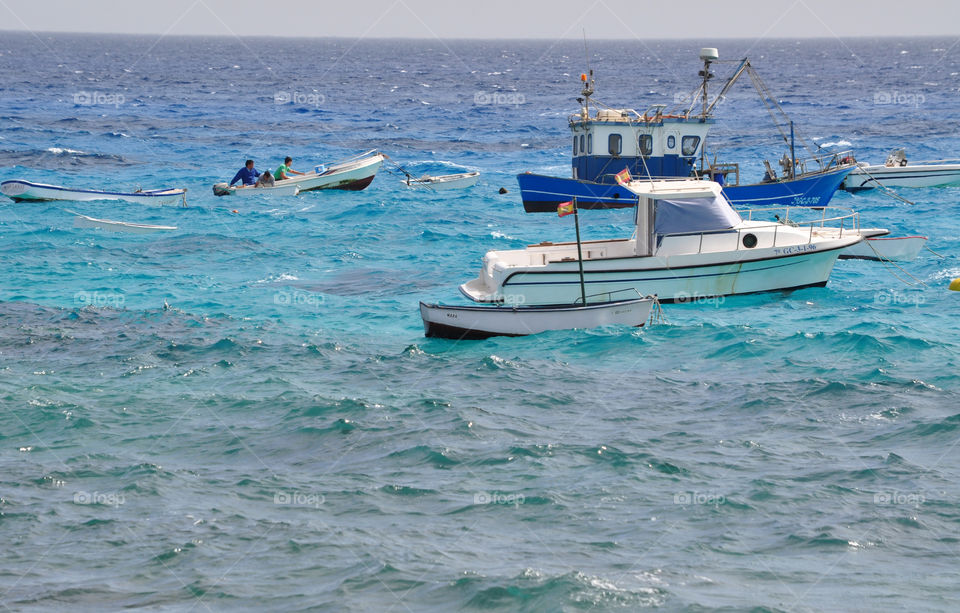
[621,179,723,200]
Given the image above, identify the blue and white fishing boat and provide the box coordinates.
[1,179,187,206]
[518,49,854,212]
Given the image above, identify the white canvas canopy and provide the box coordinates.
[626,179,741,255]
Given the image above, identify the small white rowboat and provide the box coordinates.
[419,295,655,340]
[403,171,480,191]
[70,211,177,234]
[1,180,186,206]
[212,183,301,197]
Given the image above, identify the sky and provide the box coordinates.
[0,0,958,40]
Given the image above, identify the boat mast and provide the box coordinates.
[698,48,718,177]
[572,198,587,306]
[790,121,796,180]
[579,70,594,120]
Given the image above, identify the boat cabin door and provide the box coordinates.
[663,130,683,176]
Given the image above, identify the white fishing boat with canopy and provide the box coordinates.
[460,178,862,305]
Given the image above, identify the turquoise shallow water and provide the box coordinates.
[1,34,959,611]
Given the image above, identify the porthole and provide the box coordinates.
[742,233,758,248]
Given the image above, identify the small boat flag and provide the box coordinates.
[614,168,631,185]
[557,201,575,217]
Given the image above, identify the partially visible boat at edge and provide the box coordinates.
[1,180,187,206]
[841,149,960,191]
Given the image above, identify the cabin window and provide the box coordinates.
[573,135,578,155]
[638,134,653,156]
[682,135,700,156]
[587,134,593,154]
[579,134,585,155]
[667,135,676,150]
[608,133,622,156]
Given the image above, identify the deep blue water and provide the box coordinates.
[1,33,959,611]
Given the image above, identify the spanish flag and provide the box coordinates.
[614,168,631,185]
[557,201,575,217]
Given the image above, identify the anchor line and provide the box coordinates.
[865,240,928,288]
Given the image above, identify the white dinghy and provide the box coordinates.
[420,294,654,339]
[70,211,177,234]
[460,179,862,305]
[842,149,960,191]
[1,180,186,206]
[421,198,656,339]
[403,171,480,191]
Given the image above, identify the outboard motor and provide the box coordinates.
[885,149,908,167]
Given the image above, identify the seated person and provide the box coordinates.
[255,170,275,187]
[230,159,261,187]
[275,156,305,180]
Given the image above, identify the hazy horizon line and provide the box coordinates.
[0,29,953,42]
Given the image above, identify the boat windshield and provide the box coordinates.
[653,194,742,235]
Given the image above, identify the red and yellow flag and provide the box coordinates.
[614,168,631,185]
[557,201,575,217]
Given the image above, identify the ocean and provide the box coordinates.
[0,32,958,611]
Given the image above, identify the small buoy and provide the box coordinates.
[231,209,239,214]
[498,187,508,194]
[950,278,960,291]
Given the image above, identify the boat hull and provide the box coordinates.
[517,166,851,213]
[1,180,186,206]
[275,152,384,192]
[461,246,852,306]
[841,164,960,190]
[839,236,927,261]
[419,297,653,339]
[516,173,639,213]
[722,166,853,207]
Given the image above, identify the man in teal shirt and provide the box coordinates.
[275,157,305,180]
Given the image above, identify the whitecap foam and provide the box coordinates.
[46,147,85,155]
